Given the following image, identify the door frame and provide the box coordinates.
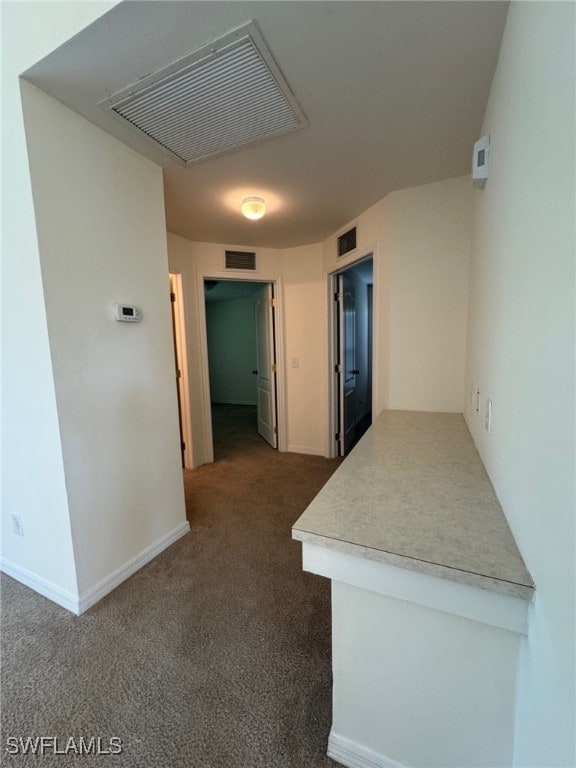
[254,283,279,448]
[196,271,287,463]
[326,249,376,458]
[169,272,193,469]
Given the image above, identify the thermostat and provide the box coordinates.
[472,134,490,189]
[115,304,142,322]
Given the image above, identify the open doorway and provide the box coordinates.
[330,257,373,456]
[204,279,279,460]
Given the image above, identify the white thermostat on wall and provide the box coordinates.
[115,303,142,322]
[472,134,490,189]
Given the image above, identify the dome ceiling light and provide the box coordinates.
[241,197,267,220]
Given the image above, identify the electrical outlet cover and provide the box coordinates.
[11,513,24,536]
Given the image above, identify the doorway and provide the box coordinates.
[204,279,279,459]
[330,257,374,456]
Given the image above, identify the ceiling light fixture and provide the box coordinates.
[241,197,267,221]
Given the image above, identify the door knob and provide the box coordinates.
[351,369,360,375]
[252,370,258,375]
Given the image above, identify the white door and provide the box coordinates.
[254,284,278,448]
[338,274,357,455]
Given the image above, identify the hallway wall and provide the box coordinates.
[282,244,327,455]
[1,1,117,608]
[464,3,575,763]
[20,82,187,601]
[387,178,471,411]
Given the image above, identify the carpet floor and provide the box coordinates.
[0,405,342,767]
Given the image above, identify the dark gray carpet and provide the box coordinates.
[0,405,342,767]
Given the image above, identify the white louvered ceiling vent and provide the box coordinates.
[100,21,308,165]
[225,250,256,270]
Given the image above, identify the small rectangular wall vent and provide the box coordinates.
[337,226,357,257]
[99,21,308,165]
[225,250,257,270]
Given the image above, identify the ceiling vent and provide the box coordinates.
[337,226,357,258]
[99,21,308,165]
[225,250,257,271]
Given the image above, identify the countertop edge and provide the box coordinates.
[292,527,535,602]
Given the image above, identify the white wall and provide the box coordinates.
[1,2,117,605]
[323,177,471,416]
[206,297,257,405]
[387,177,471,411]
[21,83,187,599]
[332,581,521,768]
[167,235,327,464]
[281,244,327,455]
[464,3,575,765]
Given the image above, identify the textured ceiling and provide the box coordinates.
[23,1,509,248]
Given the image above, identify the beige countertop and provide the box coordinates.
[292,411,534,600]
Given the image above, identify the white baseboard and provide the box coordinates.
[1,521,190,616]
[78,521,190,614]
[328,731,405,768]
[0,559,79,614]
[287,444,325,456]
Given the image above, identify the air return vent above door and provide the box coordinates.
[99,22,308,165]
[337,226,357,257]
[225,250,257,271]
